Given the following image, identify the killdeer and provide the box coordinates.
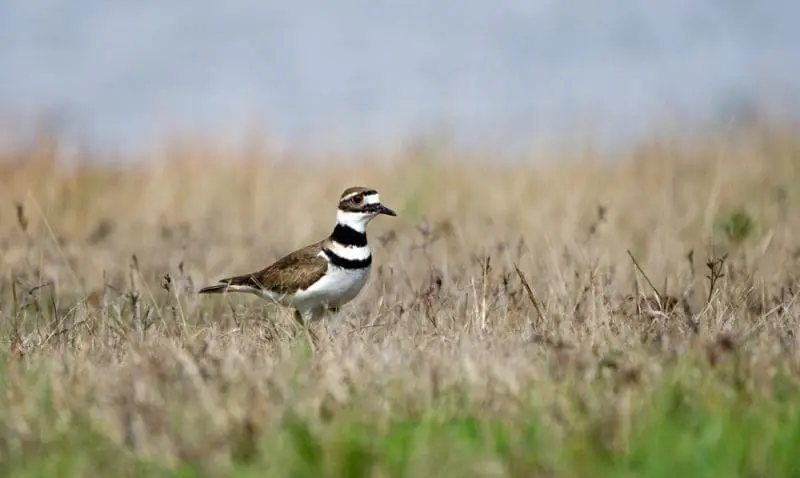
[198,186,396,325]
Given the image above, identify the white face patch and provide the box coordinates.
[336,209,374,232]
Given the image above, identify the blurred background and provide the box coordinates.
[1,0,799,159]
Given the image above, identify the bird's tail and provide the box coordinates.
[197,283,229,294]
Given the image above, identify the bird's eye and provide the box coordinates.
[352,195,363,205]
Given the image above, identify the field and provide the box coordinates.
[1,121,800,477]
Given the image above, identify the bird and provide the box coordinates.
[198,186,396,326]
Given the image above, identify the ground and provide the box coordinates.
[1,122,800,476]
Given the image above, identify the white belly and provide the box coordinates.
[287,264,371,312]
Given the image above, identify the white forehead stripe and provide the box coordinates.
[364,193,380,204]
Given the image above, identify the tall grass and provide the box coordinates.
[1,120,800,476]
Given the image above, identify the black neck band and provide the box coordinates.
[330,223,368,247]
[323,248,372,269]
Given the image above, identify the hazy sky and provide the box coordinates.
[2,0,799,154]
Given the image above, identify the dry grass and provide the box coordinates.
[1,120,800,476]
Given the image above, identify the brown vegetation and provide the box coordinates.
[1,120,799,474]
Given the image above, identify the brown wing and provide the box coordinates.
[218,241,329,295]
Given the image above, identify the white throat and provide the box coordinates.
[336,209,373,233]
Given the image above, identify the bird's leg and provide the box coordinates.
[293,308,319,351]
[323,306,342,334]
[293,309,305,327]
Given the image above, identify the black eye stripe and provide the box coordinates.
[339,192,379,210]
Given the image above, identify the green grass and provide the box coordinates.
[2,361,800,477]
